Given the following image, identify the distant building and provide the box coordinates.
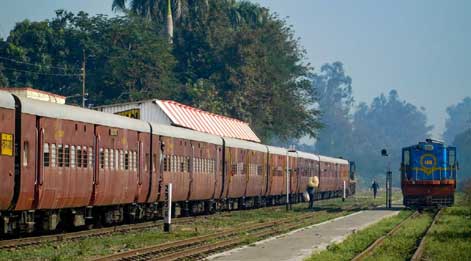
[95,99,261,143]
[1,87,66,104]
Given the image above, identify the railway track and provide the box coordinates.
[410,208,443,261]
[352,208,442,261]
[0,215,203,250]
[93,212,319,261]
[351,210,420,261]
[0,197,371,251]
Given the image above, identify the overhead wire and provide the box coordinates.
[0,55,81,73]
[1,66,82,77]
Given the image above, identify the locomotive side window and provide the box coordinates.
[43,143,50,167]
[403,150,410,166]
[449,150,455,167]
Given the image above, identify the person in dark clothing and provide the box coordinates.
[307,186,315,209]
[306,176,318,210]
[371,180,379,199]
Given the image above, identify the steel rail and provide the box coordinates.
[351,211,420,261]
[93,212,317,261]
[410,208,443,261]
[0,216,200,250]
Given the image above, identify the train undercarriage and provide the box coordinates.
[0,188,352,236]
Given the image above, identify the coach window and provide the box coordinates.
[133,151,137,171]
[99,148,105,169]
[109,149,114,170]
[51,144,56,167]
[180,156,185,172]
[71,146,76,168]
[43,143,50,167]
[23,141,29,167]
[104,149,109,169]
[88,147,93,169]
[58,145,64,167]
[83,147,88,168]
[64,145,70,167]
[119,150,124,170]
[115,150,119,170]
[77,146,82,168]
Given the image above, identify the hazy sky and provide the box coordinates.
[1,0,470,138]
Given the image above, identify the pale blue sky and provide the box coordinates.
[1,0,470,138]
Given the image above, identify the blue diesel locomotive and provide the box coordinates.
[401,139,457,207]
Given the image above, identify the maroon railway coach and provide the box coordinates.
[0,90,355,235]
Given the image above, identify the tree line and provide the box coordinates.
[0,0,319,143]
[0,0,469,188]
[305,61,471,187]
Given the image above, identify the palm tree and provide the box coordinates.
[112,0,175,41]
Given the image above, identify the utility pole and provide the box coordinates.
[81,50,86,108]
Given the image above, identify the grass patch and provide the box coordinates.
[306,210,412,261]
[363,211,434,261]
[423,197,471,260]
[0,192,398,260]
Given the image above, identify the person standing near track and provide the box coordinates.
[371,179,380,199]
[306,176,319,210]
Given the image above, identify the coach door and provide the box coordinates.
[0,95,16,210]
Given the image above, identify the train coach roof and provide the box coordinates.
[319,155,349,165]
[223,137,267,153]
[297,151,320,161]
[0,91,15,109]
[151,123,223,145]
[267,145,287,156]
[18,96,150,132]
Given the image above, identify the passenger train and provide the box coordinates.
[0,91,355,235]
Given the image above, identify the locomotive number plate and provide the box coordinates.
[1,133,13,156]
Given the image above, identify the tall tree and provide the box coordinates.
[443,97,471,143]
[309,62,354,157]
[112,0,175,40]
[0,11,176,105]
[351,90,433,187]
[453,129,471,184]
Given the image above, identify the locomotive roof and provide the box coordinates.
[18,96,150,132]
[0,91,15,109]
[319,155,349,165]
[224,137,267,153]
[266,145,287,156]
[151,123,223,145]
[297,151,320,161]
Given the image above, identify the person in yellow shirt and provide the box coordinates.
[307,176,319,210]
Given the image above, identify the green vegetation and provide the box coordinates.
[363,211,434,261]
[0,193,391,260]
[306,210,412,261]
[0,0,319,143]
[422,196,471,260]
[308,193,471,261]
